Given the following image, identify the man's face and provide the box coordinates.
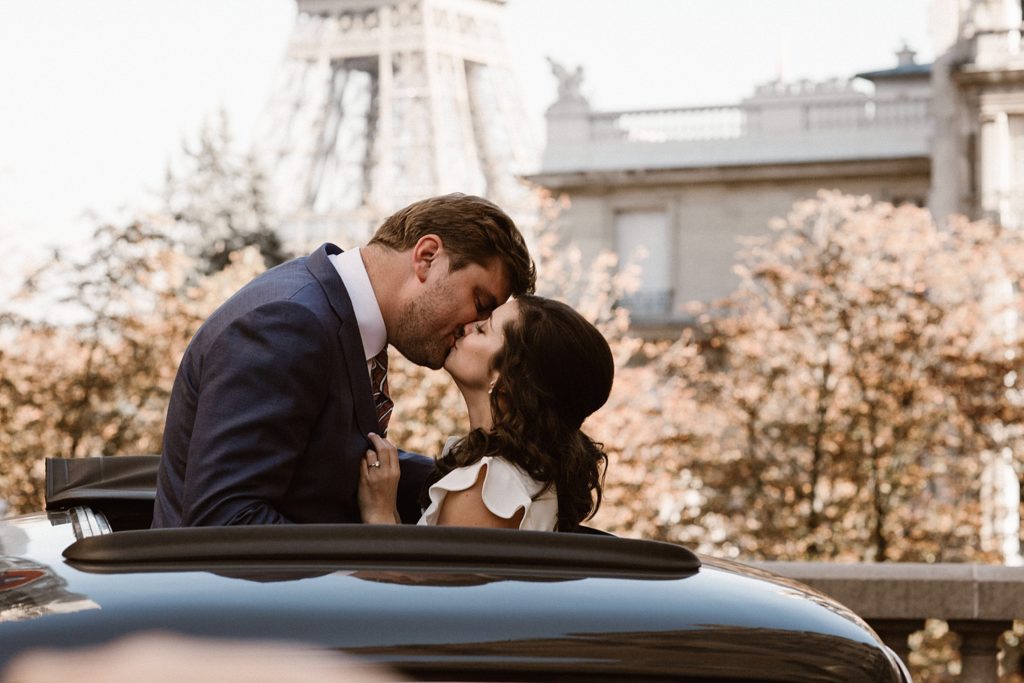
[391,253,511,369]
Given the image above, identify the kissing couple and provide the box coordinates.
[153,193,613,532]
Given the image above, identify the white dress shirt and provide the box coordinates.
[328,248,387,370]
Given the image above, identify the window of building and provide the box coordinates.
[614,209,673,317]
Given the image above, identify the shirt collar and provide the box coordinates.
[328,247,387,361]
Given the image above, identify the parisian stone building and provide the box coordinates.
[531,0,1024,329]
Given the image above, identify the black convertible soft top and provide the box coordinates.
[45,455,160,529]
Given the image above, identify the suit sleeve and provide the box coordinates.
[396,450,435,523]
[180,300,332,526]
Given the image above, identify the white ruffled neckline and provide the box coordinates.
[417,446,557,530]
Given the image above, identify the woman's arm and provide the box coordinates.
[436,464,525,529]
[358,433,401,524]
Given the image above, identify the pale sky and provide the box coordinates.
[0,0,933,262]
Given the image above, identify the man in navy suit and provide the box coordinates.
[153,194,535,526]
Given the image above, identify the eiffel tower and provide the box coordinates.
[261,0,536,249]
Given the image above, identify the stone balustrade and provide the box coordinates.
[542,92,932,174]
[591,104,746,142]
[755,562,1024,682]
[587,96,930,143]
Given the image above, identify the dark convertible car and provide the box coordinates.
[0,456,911,681]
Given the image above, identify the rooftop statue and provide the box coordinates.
[547,56,587,105]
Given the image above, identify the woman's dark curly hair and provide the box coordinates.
[423,295,614,530]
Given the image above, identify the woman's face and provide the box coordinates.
[443,298,520,391]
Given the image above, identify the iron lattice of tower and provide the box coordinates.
[261,0,537,249]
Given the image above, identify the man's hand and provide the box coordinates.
[358,433,401,524]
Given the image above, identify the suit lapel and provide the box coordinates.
[307,243,381,437]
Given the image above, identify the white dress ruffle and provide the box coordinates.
[417,442,557,531]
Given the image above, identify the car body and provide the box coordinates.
[0,456,911,682]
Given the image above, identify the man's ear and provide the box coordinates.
[411,234,443,283]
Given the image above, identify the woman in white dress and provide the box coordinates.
[357,295,614,532]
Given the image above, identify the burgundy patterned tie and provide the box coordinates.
[369,348,393,436]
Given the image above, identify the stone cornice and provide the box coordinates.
[954,65,1024,87]
[524,156,930,192]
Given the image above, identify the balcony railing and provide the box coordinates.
[589,96,930,143]
[619,288,674,318]
[592,105,745,142]
[755,561,1024,682]
[542,91,933,173]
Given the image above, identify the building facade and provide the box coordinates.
[530,0,1024,326]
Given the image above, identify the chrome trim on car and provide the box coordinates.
[887,645,913,682]
[69,506,112,539]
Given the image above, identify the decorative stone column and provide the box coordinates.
[978,110,1011,224]
[948,619,1014,682]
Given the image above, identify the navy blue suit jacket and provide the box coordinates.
[153,243,433,527]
